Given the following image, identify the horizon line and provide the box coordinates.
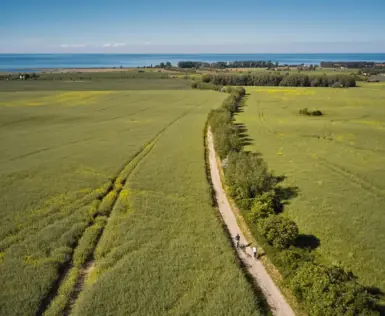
[1,52,385,55]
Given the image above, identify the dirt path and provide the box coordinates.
[208,130,295,316]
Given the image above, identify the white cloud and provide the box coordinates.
[103,43,126,48]
[60,44,87,48]
[113,42,126,47]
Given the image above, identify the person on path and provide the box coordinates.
[252,246,257,259]
[234,234,240,248]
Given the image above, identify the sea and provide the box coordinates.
[0,53,385,72]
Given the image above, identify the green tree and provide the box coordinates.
[248,191,277,223]
[260,215,299,249]
[226,151,274,209]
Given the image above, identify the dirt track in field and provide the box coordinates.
[208,130,295,316]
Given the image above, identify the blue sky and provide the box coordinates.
[1,0,385,53]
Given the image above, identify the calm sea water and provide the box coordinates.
[1,53,385,72]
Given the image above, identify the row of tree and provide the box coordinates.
[0,73,39,80]
[155,61,172,69]
[201,73,357,87]
[206,88,379,315]
[177,60,281,69]
[320,61,382,68]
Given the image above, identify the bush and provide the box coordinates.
[288,263,379,316]
[226,151,275,209]
[332,81,342,88]
[312,110,323,116]
[299,108,323,116]
[248,191,278,223]
[276,247,314,273]
[260,215,299,249]
[212,125,242,158]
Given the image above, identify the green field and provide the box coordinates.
[235,82,385,291]
[0,78,190,91]
[0,84,266,315]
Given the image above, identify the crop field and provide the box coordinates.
[235,82,385,291]
[0,78,190,91]
[0,87,265,315]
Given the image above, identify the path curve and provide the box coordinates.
[208,130,295,316]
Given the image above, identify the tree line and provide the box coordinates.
[200,73,357,87]
[206,87,379,315]
[177,60,280,69]
[321,61,385,69]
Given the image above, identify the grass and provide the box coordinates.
[73,103,266,316]
[0,86,267,315]
[235,82,385,292]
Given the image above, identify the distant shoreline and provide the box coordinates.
[1,53,385,72]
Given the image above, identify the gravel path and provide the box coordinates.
[208,130,295,316]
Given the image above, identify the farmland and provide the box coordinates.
[235,82,385,292]
[0,83,266,315]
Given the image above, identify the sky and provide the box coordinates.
[1,0,385,53]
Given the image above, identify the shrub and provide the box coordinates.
[312,110,323,116]
[212,125,242,159]
[276,247,314,273]
[332,81,342,88]
[260,215,299,249]
[299,108,323,116]
[288,263,379,316]
[247,191,278,223]
[299,108,310,116]
[226,151,275,209]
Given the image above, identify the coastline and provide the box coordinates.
[1,53,385,73]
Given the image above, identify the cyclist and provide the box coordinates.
[234,234,240,248]
[252,246,257,259]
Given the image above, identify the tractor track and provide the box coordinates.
[36,107,195,316]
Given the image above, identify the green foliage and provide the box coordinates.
[201,73,356,87]
[212,125,242,159]
[276,247,314,273]
[226,151,275,209]
[248,191,277,223]
[208,90,245,159]
[259,215,299,249]
[288,263,379,316]
[178,60,278,69]
[190,80,222,91]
